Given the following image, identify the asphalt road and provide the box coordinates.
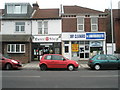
[2,68,119,89]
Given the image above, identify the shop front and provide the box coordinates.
[32,35,61,60]
[62,32,106,61]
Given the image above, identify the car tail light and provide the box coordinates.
[89,60,94,63]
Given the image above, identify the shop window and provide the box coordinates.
[80,53,84,58]
[64,41,69,44]
[65,46,69,53]
[7,44,25,53]
[85,41,89,44]
[85,53,89,58]
[85,46,89,50]
[79,41,84,44]
[72,41,79,44]
[55,48,60,54]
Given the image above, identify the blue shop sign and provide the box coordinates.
[86,33,105,39]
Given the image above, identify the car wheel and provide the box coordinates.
[68,65,74,71]
[94,64,101,70]
[40,64,47,71]
[5,63,13,70]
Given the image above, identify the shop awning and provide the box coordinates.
[0,35,31,42]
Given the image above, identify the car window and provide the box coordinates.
[52,55,64,60]
[97,55,107,60]
[107,55,117,60]
[44,55,52,60]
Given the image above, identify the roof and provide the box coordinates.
[63,6,104,14]
[1,35,31,42]
[105,9,120,19]
[32,9,60,19]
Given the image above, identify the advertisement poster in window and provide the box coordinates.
[72,44,79,52]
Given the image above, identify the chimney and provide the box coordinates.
[32,2,39,10]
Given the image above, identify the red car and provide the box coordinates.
[0,54,22,70]
[39,54,79,71]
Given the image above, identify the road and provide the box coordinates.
[2,68,119,89]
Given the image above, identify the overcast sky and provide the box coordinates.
[0,0,120,11]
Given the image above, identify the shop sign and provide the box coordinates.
[72,44,79,52]
[70,34,85,39]
[90,41,103,47]
[33,35,61,42]
[86,33,105,40]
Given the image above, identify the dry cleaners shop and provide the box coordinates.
[32,35,61,61]
[62,32,106,60]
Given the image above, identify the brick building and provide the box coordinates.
[61,6,108,60]
[105,9,120,54]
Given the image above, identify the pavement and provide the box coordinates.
[22,60,90,70]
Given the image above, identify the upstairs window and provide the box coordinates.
[15,22,25,32]
[91,17,98,32]
[38,21,48,35]
[77,17,84,32]
[7,5,27,14]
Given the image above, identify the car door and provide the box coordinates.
[51,55,67,68]
[107,55,119,69]
[97,55,109,68]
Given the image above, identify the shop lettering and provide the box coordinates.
[70,34,85,38]
[86,33,105,39]
[87,35,104,38]
[34,37,59,41]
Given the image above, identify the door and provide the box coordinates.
[51,55,67,68]
[107,55,119,69]
[97,55,109,68]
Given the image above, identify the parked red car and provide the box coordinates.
[39,54,79,71]
[0,54,22,70]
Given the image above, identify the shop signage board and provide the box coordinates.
[72,44,79,52]
[86,33,105,39]
[33,35,61,42]
[62,32,106,41]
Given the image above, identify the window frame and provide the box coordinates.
[15,22,25,32]
[7,44,25,53]
[7,4,27,14]
[77,17,84,32]
[91,17,98,32]
[38,21,48,35]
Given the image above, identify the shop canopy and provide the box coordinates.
[0,35,31,42]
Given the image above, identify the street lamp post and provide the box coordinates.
[110,0,114,55]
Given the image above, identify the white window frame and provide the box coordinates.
[77,17,84,32]
[7,44,25,53]
[15,22,25,32]
[38,21,48,35]
[91,17,98,32]
[7,4,27,14]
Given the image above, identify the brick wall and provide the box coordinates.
[98,18,107,32]
[62,18,77,32]
[2,42,31,64]
[85,18,91,32]
[62,17,107,32]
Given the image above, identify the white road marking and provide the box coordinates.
[2,76,41,78]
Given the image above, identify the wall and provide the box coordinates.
[2,42,30,63]
[1,20,31,35]
[32,19,61,35]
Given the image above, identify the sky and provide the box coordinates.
[0,0,120,11]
